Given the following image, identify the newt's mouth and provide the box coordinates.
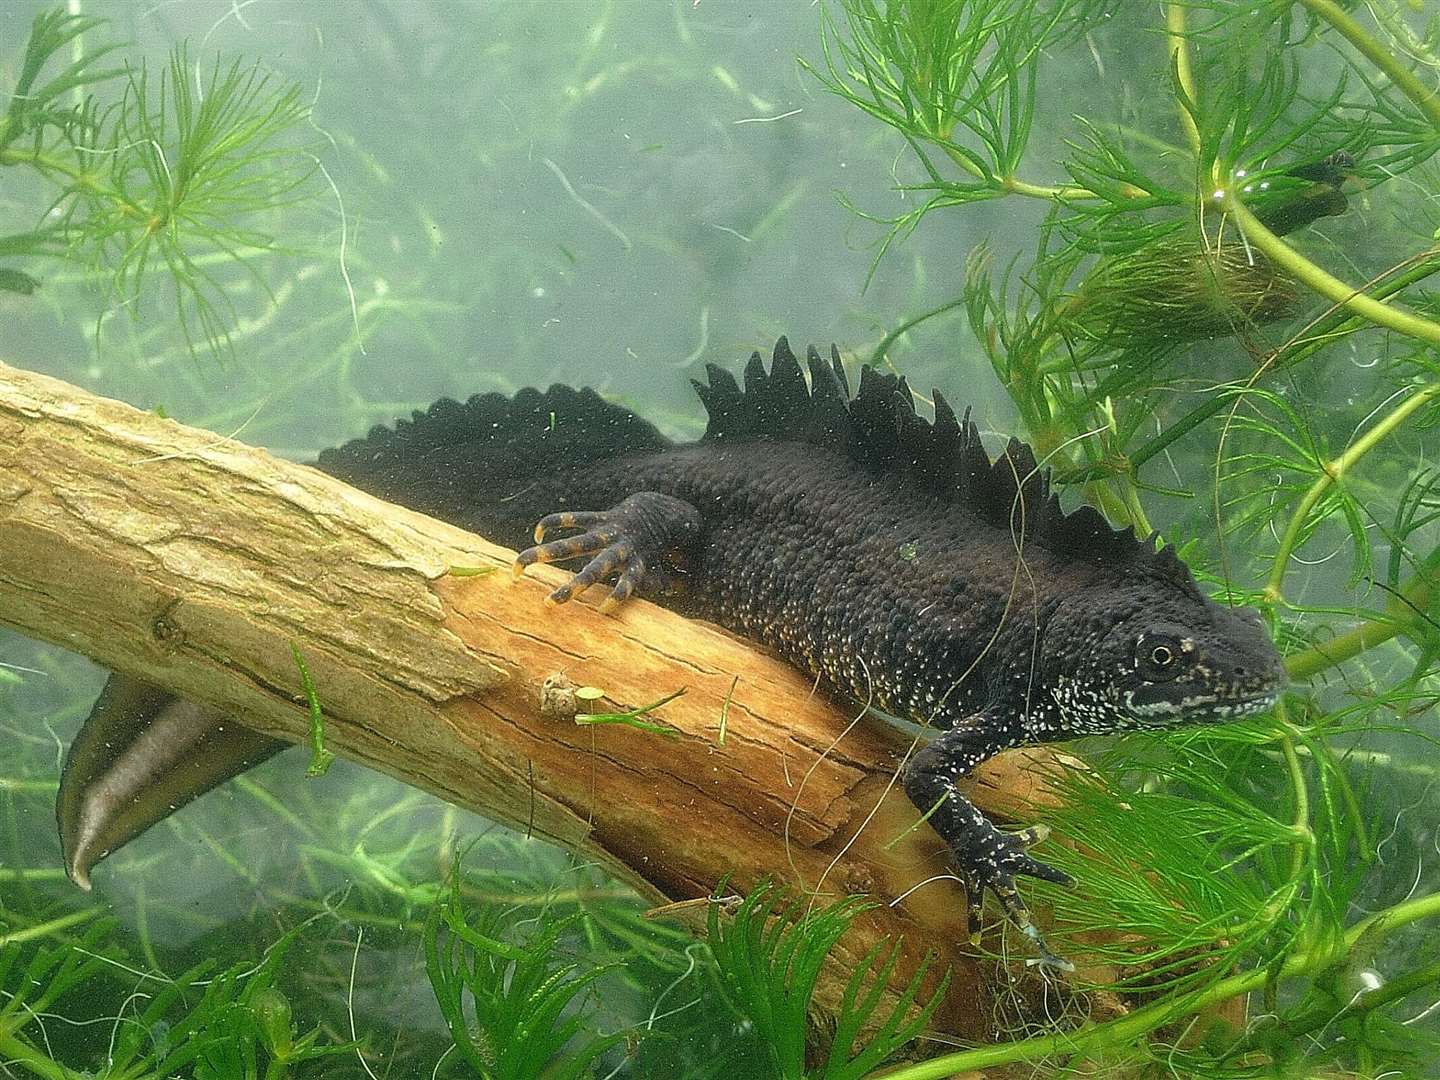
[1125,687,1281,724]
[1191,691,1280,721]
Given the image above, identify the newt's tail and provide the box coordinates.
[57,674,285,889]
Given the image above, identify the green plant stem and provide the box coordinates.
[290,642,335,777]
[1264,382,1440,602]
[870,295,970,367]
[0,778,58,794]
[0,1033,86,1080]
[1278,722,1312,885]
[1114,476,1153,536]
[1001,174,1098,201]
[1226,195,1440,347]
[935,143,1117,202]
[1165,3,1201,157]
[0,869,69,882]
[0,908,99,947]
[1227,954,1440,1062]
[0,146,144,218]
[875,888,1440,1078]
[1288,621,1402,680]
[1298,0,1440,130]
[1285,542,1440,679]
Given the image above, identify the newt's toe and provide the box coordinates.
[534,510,608,543]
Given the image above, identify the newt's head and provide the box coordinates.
[1038,557,1286,737]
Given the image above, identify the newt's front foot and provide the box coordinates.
[956,823,1074,971]
[902,720,1075,969]
[513,491,702,609]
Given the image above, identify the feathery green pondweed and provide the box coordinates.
[0,7,321,361]
[705,881,948,1080]
[423,871,634,1080]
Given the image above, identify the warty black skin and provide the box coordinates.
[57,339,1286,964]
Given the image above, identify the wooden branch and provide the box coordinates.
[0,360,1068,1037]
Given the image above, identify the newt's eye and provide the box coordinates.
[1136,633,1184,682]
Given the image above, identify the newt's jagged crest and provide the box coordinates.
[318,333,1199,600]
[694,337,1196,584]
[317,381,672,524]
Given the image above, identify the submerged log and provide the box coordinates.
[0,360,1067,1038]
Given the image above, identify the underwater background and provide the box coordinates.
[2,1,1440,1077]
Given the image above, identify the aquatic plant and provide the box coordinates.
[0,7,321,360]
[0,915,351,1079]
[705,881,947,1079]
[423,871,633,1079]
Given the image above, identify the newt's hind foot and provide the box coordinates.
[513,491,702,609]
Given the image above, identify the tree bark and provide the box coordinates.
[0,360,1069,1038]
